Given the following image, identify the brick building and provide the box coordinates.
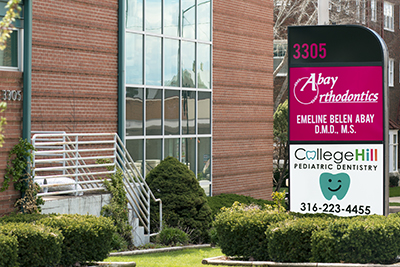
[0,0,275,215]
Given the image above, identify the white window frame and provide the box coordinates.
[0,29,23,72]
[371,0,377,21]
[389,58,394,87]
[390,129,399,173]
[384,1,394,31]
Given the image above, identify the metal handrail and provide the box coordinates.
[32,132,163,237]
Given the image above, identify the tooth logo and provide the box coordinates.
[319,173,350,200]
[306,151,316,160]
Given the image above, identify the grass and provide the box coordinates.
[390,186,400,197]
[390,202,400,206]
[103,247,222,267]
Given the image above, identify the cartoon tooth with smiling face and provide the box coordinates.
[319,173,350,200]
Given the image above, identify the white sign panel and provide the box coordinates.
[290,144,384,216]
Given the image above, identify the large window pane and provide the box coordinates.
[146,36,162,86]
[198,92,211,134]
[146,139,162,173]
[182,137,195,173]
[182,0,195,39]
[164,138,180,160]
[182,41,195,88]
[126,0,143,31]
[146,89,162,135]
[165,90,180,135]
[164,0,180,37]
[164,39,180,87]
[0,30,17,67]
[198,44,211,89]
[198,137,211,195]
[126,88,144,136]
[146,0,162,34]
[198,0,211,41]
[126,33,143,85]
[126,139,144,176]
[182,90,195,134]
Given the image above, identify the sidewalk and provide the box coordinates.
[389,197,400,213]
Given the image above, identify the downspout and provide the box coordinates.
[22,0,32,142]
[118,0,125,142]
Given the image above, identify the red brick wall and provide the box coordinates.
[0,71,23,215]
[31,0,119,133]
[212,0,274,200]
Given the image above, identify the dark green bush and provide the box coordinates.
[390,173,400,187]
[147,157,213,243]
[0,222,63,267]
[267,217,331,262]
[157,226,189,246]
[311,216,400,264]
[207,193,276,218]
[0,213,55,223]
[38,214,115,266]
[0,234,18,267]
[214,202,291,261]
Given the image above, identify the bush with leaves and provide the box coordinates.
[1,138,44,213]
[156,226,189,246]
[147,156,213,243]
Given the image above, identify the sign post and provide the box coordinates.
[288,25,389,216]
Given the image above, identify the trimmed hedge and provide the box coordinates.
[38,214,115,266]
[207,193,276,218]
[311,216,400,264]
[0,234,18,267]
[0,222,63,267]
[213,202,291,261]
[267,217,331,262]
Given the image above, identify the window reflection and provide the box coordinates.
[165,90,180,135]
[164,138,180,160]
[126,88,144,136]
[182,137,196,173]
[126,33,143,85]
[146,36,162,86]
[164,39,180,87]
[198,92,211,134]
[146,0,162,34]
[182,0,195,39]
[182,91,196,134]
[198,44,210,89]
[164,0,180,36]
[197,0,211,41]
[146,139,162,173]
[146,89,162,135]
[198,137,211,196]
[126,0,143,31]
[182,41,195,88]
[126,139,144,176]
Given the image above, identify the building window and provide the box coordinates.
[390,130,398,173]
[384,1,394,31]
[0,30,20,70]
[371,0,376,21]
[389,58,394,87]
[361,0,366,24]
[356,0,360,22]
[273,40,287,76]
[125,0,212,195]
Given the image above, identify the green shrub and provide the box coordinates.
[0,222,63,267]
[207,193,275,218]
[157,226,189,246]
[0,234,18,267]
[390,173,400,187]
[311,216,400,264]
[38,214,115,266]
[214,202,291,261]
[147,157,213,243]
[267,217,331,262]
[0,213,55,224]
